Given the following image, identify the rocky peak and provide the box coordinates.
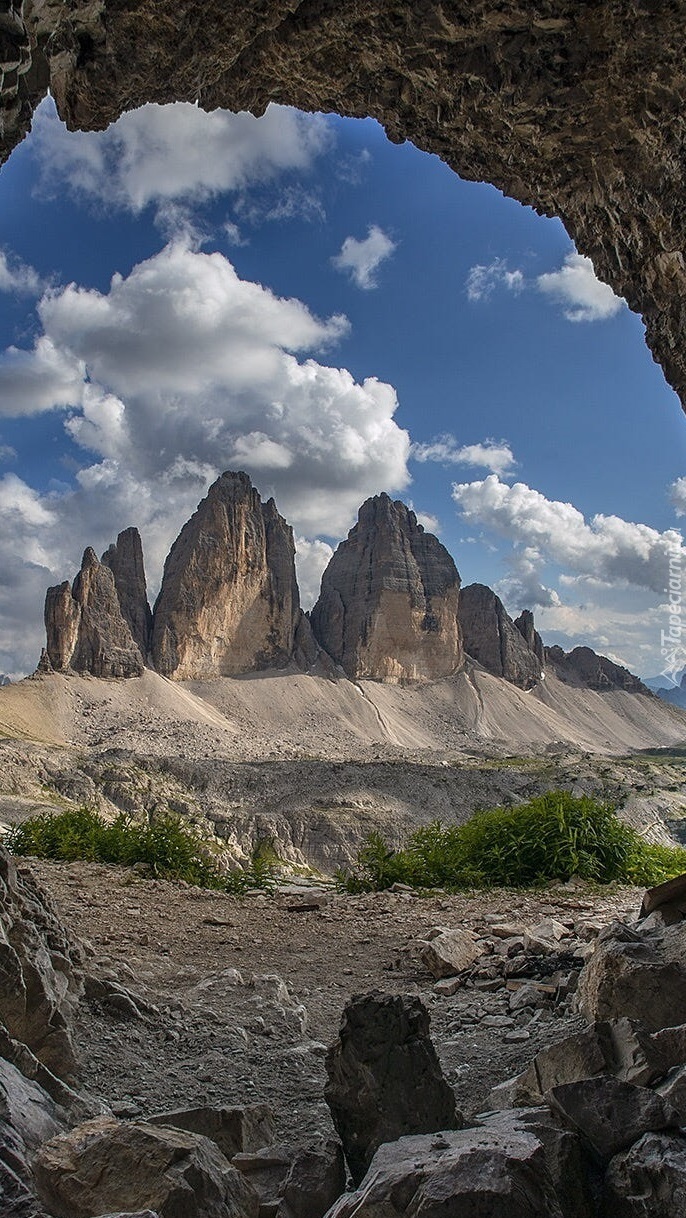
[44,547,145,678]
[150,471,309,678]
[545,645,650,694]
[514,609,544,665]
[101,527,152,659]
[458,584,543,689]
[310,493,463,682]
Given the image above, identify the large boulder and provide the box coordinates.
[151,471,310,678]
[44,547,145,677]
[326,1127,564,1218]
[324,991,461,1185]
[417,926,481,979]
[477,1108,595,1218]
[577,921,686,1031]
[546,1077,678,1162]
[0,846,82,1081]
[34,1115,259,1218]
[310,494,463,682]
[458,584,542,689]
[146,1104,275,1160]
[601,1132,686,1217]
[101,527,153,659]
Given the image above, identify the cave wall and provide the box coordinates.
[3,1,686,412]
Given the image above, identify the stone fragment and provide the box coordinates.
[147,1104,275,1160]
[546,1077,678,1161]
[310,493,463,682]
[418,927,481,979]
[577,921,686,1031]
[601,1132,686,1217]
[151,471,309,678]
[324,991,460,1185]
[34,1115,259,1218]
[656,1065,686,1121]
[44,547,145,677]
[325,1127,564,1218]
[458,584,542,688]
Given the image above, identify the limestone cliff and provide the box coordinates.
[44,548,145,678]
[514,609,545,666]
[101,528,152,659]
[310,495,462,683]
[545,645,650,694]
[458,585,542,689]
[150,471,308,678]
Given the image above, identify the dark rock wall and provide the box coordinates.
[2,3,685,413]
[101,528,153,660]
[459,583,542,689]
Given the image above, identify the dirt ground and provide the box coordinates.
[28,859,641,1142]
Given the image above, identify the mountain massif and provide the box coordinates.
[40,471,654,698]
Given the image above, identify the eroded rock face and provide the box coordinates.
[101,528,152,659]
[458,584,542,689]
[3,5,686,419]
[0,846,82,1082]
[151,471,306,678]
[546,646,649,694]
[310,495,462,682]
[515,610,545,666]
[44,548,145,678]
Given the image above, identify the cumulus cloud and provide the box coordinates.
[670,476,686,517]
[332,225,396,290]
[0,242,414,672]
[31,98,332,213]
[465,259,524,302]
[294,537,334,608]
[412,435,516,477]
[0,249,45,296]
[452,474,684,595]
[535,252,625,323]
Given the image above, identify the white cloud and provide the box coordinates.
[0,241,414,672]
[452,474,684,595]
[670,476,686,517]
[535,253,624,323]
[0,249,45,296]
[412,436,516,477]
[415,510,440,534]
[295,537,334,609]
[0,443,16,463]
[465,259,524,302]
[332,225,396,290]
[31,98,332,213]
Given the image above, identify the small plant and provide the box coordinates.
[337,791,686,893]
[6,806,276,893]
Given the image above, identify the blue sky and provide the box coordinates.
[0,98,684,679]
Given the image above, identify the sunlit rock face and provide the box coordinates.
[44,547,145,678]
[3,3,686,414]
[458,583,542,689]
[150,470,306,678]
[310,494,463,682]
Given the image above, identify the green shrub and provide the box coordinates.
[337,791,686,893]
[6,806,275,892]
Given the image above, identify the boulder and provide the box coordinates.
[458,584,542,688]
[147,1104,275,1160]
[478,1107,595,1218]
[0,846,82,1080]
[577,921,686,1031]
[101,527,153,659]
[546,1077,678,1162]
[324,992,461,1184]
[232,1139,345,1218]
[34,1115,259,1218]
[151,471,307,678]
[310,493,463,682]
[417,927,481,979]
[325,1127,564,1218]
[44,547,145,677]
[601,1132,686,1217]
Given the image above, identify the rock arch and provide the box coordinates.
[3,2,686,412]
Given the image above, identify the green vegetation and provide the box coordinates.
[337,791,686,893]
[6,806,275,894]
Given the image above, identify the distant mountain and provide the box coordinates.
[643,669,685,693]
